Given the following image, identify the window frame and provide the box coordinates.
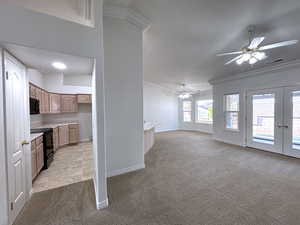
[224,93,240,131]
[195,99,213,124]
[182,100,192,123]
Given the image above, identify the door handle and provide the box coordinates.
[277,125,288,128]
[21,140,30,146]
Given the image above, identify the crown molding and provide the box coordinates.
[103,5,151,31]
[209,58,300,85]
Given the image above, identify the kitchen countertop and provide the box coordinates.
[144,122,155,132]
[30,133,43,141]
[32,121,79,129]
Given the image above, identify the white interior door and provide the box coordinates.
[283,86,300,158]
[5,55,27,223]
[246,88,284,154]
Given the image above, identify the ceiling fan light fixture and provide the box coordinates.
[249,57,258,65]
[252,51,266,60]
[178,93,191,99]
[236,58,244,65]
[241,53,251,62]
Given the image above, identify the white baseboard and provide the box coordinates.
[107,163,145,177]
[80,138,92,143]
[155,128,178,133]
[96,198,109,210]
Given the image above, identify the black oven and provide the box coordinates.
[31,128,54,169]
[30,98,40,115]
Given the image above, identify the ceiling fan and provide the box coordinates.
[217,27,298,65]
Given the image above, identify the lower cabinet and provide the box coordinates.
[69,124,79,144]
[53,127,59,151]
[31,136,44,181]
[59,125,69,147]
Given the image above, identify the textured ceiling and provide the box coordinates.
[108,0,300,92]
[4,43,93,75]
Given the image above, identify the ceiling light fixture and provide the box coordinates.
[52,62,67,70]
[178,84,192,99]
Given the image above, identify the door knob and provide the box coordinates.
[21,140,30,146]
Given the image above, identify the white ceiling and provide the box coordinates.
[3,43,93,75]
[106,0,300,92]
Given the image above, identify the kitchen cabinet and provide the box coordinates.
[31,136,44,181]
[61,95,78,113]
[36,142,44,172]
[35,88,43,112]
[69,124,79,144]
[77,94,92,104]
[41,90,50,114]
[53,127,59,151]
[59,125,69,146]
[50,93,61,113]
[30,84,37,99]
[31,140,37,179]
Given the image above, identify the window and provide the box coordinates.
[224,94,239,130]
[196,100,213,123]
[183,101,192,122]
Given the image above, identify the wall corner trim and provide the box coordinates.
[209,58,300,85]
[107,163,145,178]
[103,5,151,31]
[96,198,109,210]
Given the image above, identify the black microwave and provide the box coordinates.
[30,98,40,114]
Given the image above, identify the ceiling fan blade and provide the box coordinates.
[217,51,243,56]
[259,40,298,50]
[248,37,265,49]
[225,55,242,65]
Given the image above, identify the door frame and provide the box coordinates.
[3,50,31,225]
[283,85,300,158]
[246,87,284,154]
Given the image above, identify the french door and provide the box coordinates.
[247,86,300,158]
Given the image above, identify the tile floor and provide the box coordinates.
[32,142,93,193]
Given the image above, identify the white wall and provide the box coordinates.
[212,61,300,146]
[103,16,144,176]
[1,0,93,27]
[44,73,92,94]
[143,82,178,132]
[0,2,108,222]
[179,90,213,134]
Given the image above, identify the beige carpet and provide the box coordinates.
[14,131,300,225]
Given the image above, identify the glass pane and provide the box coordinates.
[226,94,239,111]
[183,101,192,111]
[292,91,300,150]
[196,100,213,122]
[252,94,274,145]
[183,112,191,122]
[226,112,238,130]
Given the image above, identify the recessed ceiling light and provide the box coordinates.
[52,62,67,70]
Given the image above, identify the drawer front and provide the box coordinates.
[31,140,36,151]
[69,124,79,129]
[77,94,91,103]
[36,136,43,145]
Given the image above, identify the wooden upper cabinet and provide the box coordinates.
[30,84,37,99]
[59,125,69,146]
[35,88,43,113]
[49,93,61,113]
[61,95,78,113]
[77,94,92,104]
[44,91,50,113]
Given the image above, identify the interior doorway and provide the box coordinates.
[2,43,96,223]
[246,86,300,158]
